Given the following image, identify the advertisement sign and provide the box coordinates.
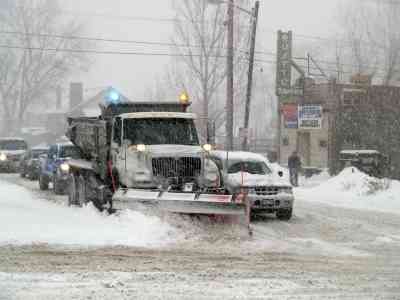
[276,30,304,97]
[276,31,292,96]
[282,104,298,129]
[298,105,322,129]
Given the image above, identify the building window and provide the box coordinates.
[282,137,289,146]
[319,140,327,148]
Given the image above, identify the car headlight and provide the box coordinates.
[60,163,70,173]
[0,153,7,161]
[281,187,293,195]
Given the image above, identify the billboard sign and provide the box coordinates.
[276,31,292,96]
[298,105,322,129]
[282,104,298,129]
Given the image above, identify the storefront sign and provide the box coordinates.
[298,105,322,129]
[282,104,298,129]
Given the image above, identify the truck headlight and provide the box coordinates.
[60,163,70,173]
[0,153,7,161]
[136,144,146,152]
[202,144,213,152]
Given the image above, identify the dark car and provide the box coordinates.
[38,143,81,194]
[0,138,28,173]
[339,150,389,178]
[20,146,49,180]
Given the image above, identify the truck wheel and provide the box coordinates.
[68,174,78,206]
[250,210,257,222]
[29,171,37,181]
[53,175,64,195]
[277,209,293,221]
[39,174,49,190]
[20,170,26,178]
[77,175,88,207]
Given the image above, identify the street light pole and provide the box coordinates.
[242,0,260,151]
[226,0,234,151]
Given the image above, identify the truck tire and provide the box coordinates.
[20,170,26,178]
[68,174,79,206]
[77,175,88,207]
[276,208,293,221]
[53,175,64,195]
[39,174,49,190]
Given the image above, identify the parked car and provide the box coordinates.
[210,151,295,221]
[38,142,81,194]
[20,146,49,180]
[339,149,389,178]
[0,138,28,173]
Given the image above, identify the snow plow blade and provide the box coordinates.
[112,189,245,216]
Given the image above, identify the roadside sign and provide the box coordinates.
[298,105,322,129]
[282,104,298,129]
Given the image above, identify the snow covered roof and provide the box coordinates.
[340,150,380,155]
[211,151,268,162]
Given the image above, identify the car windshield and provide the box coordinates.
[31,150,48,159]
[0,140,27,151]
[60,146,80,158]
[227,161,272,175]
[123,118,199,146]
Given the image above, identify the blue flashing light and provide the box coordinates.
[106,89,121,104]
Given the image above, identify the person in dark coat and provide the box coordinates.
[288,151,302,187]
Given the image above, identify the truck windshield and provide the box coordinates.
[123,118,199,146]
[0,140,27,151]
[60,146,80,158]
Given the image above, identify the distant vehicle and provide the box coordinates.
[19,146,49,180]
[339,149,389,178]
[38,143,81,194]
[0,138,28,173]
[210,151,295,221]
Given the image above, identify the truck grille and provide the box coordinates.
[255,187,279,195]
[152,157,201,178]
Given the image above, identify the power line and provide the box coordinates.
[0,30,276,57]
[0,44,269,61]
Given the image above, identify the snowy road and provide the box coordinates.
[1,173,400,299]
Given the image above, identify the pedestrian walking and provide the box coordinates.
[288,151,302,187]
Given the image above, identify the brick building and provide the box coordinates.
[278,78,400,179]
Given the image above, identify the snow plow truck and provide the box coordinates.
[66,96,251,232]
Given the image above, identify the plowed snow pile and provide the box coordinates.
[296,168,400,214]
[0,180,178,247]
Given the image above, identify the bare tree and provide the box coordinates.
[169,0,250,141]
[337,0,400,85]
[0,0,88,135]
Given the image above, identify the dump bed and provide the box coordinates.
[67,117,109,163]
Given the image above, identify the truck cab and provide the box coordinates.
[110,111,218,191]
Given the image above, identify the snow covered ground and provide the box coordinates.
[1,172,400,299]
[296,167,400,215]
[0,179,178,248]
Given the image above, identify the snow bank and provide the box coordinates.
[296,168,400,215]
[0,180,178,247]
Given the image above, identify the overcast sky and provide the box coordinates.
[64,0,345,100]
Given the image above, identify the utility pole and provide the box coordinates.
[242,1,260,151]
[225,0,234,151]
